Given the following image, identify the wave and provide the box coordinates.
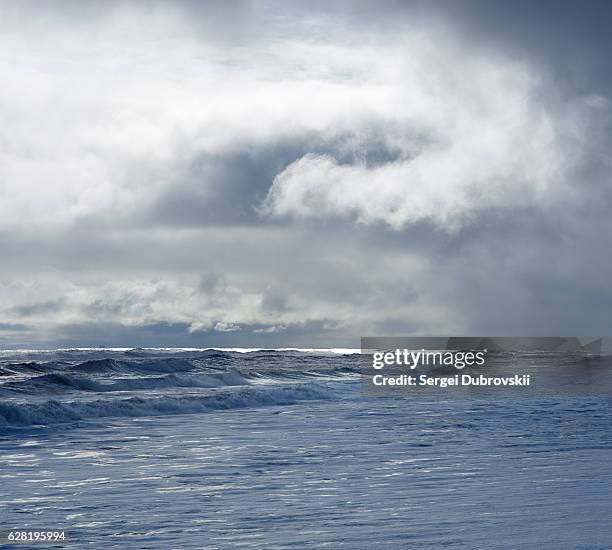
[0,382,338,431]
[0,370,250,395]
[0,349,359,434]
[67,357,198,374]
[1,355,359,385]
[0,347,361,360]
[0,362,57,377]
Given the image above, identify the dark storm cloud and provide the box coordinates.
[428,0,612,92]
[1,1,612,347]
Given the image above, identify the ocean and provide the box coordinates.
[1,349,611,549]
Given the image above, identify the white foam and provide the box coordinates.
[0,347,361,355]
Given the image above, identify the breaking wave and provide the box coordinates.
[0,382,338,431]
[0,349,359,433]
[0,370,250,395]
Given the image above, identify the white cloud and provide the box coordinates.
[2,5,604,235]
[263,54,604,229]
[0,258,462,338]
[0,7,390,233]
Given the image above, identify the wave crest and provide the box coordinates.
[0,382,337,431]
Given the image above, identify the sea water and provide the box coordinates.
[1,349,611,548]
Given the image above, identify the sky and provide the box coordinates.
[1,0,612,348]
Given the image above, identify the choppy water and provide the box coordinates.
[1,349,611,548]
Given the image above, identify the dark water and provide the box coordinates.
[1,349,611,548]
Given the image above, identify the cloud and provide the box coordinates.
[1,2,612,346]
[1,2,403,234]
[211,322,241,333]
[3,2,604,236]
[262,64,605,230]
